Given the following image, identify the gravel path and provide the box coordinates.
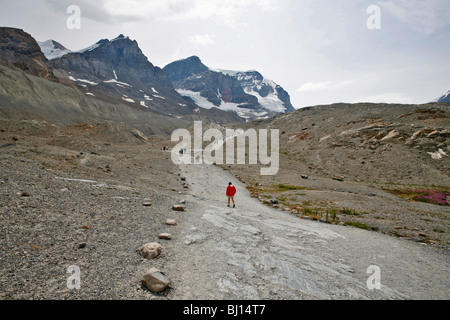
[165,161,449,300]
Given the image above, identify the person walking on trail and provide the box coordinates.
[227,182,236,208]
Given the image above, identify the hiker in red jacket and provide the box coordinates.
[226,182,236,208]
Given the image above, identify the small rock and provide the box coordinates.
[172,205,185,212]
[142,268,171,293]
[419,233,427,237]
[270,198,278,204]
[78,242,87,249]
[20,192,31,197]
[179,200,186,204]
[137,243,162,259]
[143,201,152,207]
[158,233,172,240]
[166,219,177,226]
[301,174,308,179]
[394,226,402,230]
[319,218,326,223]
[81,225,90,229]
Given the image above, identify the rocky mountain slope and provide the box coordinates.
[0,64,187,136]
[243,102,449,186]
[0,28,58,82]
[163,56,295,121]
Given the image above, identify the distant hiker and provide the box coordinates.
[226,182,236,208]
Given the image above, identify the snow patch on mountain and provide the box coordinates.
[77,42,102,54]
[69,76,98,85]
[122,96,135,103]
[38,40,71,60]
[177,89,215,109]
[177,89,270,120]
[103,79,133,87]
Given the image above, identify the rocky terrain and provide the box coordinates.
[0,117,448,300]
[0,118,186,299]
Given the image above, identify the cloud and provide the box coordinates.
[188,34,216,46]
[64,0,279,27]
[379,0,450,35]
[297,80,354,92]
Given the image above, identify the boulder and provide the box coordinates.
[165,219,178,226]
[137,243,162,259]
[158,233,172,240]
[142,268,171,293]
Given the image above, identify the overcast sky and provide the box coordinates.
[1,0,449,109]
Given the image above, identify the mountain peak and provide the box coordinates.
[186,55,202,62]
[163,55,209,83]
[114,34,126,40]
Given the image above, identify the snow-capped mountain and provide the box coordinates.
[47,35,243,123]
[217,69,295,114]
[163,56,295,120]
[436,90,450,103]
[38,40,71,60]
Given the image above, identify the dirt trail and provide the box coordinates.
[165,160,449,300]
